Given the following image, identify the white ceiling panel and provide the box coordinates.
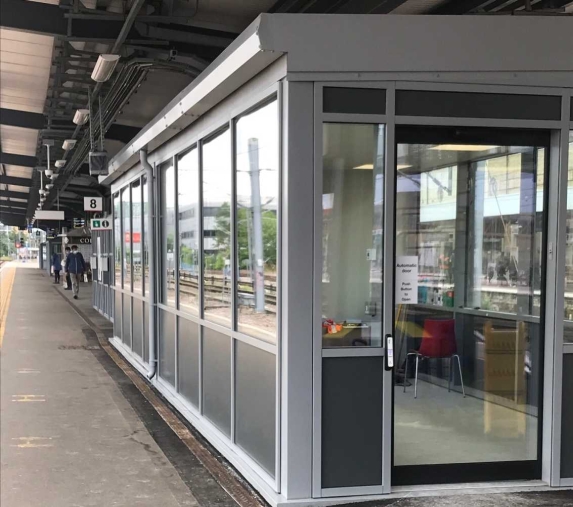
[4,166,34,178]
[0,126,39,156]
[7,185,30,193]
[0,197,28,203]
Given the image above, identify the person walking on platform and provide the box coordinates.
[51,252,62,284]
[63,247,72,290]
[65,245,86,300]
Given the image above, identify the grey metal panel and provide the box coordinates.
[561,355,573,478]
[395,90,561,121]
[235,341,276,477]
[132,298,143,358]
[322,356,383,489]
[323,87,386,115]
[178,317,200,408]
[159,310,176,386]
[202,327,232,437]
[143,302,149,364]
[122,294,131,348]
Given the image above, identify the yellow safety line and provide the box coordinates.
[0,267,16,349]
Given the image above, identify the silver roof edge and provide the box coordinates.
[101,14,281,186]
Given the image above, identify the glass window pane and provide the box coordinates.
[202,129,232,327]
[122,187,131,290]
[235,100,279,342]
[321,123,385,348]
[161,160,176,306]
[178,147,200,315]
[132,179,142,294]
[113,194,121,286]
[394,134,545,469]
[143,176,149,296]
[565,132,573,342]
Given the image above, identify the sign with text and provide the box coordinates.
[396,256,418,304]
[84,197,103,212]
[91,218,112,231]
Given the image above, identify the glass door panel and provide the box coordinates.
[393,126,548,485]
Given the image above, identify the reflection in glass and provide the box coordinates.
[235,101,279,341]
[178,148,200,315]
[114,194,121,286]
[143,176,149,296]
[161,160,176,306]
[132,179,142,294]
[321,123,385,348]
[394,137,544,468]
[565,133,573,342]
[202,129,232,326]
[122,187,131,290]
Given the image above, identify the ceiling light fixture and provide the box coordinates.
[73,109,90,125]
[62,139,77,150]
[46,184,54,190]
[38,189,45,196]
[91,54,120,83]
[45,168,53,177]
[352,163,413,170]
[55,160,66,168]
[430,144,498,152]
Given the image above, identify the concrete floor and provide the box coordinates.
[2,263,573,507]
[0,263,231,507]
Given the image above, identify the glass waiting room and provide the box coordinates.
[100,13,573,506]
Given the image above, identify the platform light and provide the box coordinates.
[38,189,45,196]
[55,160,66,168]
[46,184,54,190]
[62,139,77,150]
[91,54,120,83]
[353,163,413,170]
[73,109,90,125]
[45,168,53,178]
[50,174,58,181]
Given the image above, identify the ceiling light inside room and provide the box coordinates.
[73,109,90,125]
[62,139,77,150]
[353,163,413,170]
[55,160,66,168]
[91,54,120,82]
[430,145,498,152]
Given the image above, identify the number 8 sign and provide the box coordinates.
[84,196,103,212]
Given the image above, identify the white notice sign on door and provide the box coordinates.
[396,256,418,304]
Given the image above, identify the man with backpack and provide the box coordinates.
[65,245,86,299]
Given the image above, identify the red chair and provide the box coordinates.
[404,318,466,398]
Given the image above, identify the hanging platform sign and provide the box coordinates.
[84,197,103,212]
[396,256,418,304]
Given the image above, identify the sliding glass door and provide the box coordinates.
[393,126,549,485]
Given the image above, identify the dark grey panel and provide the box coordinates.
[143,302,149,364]
[159,310,176,386]
[202,327,232,437]
[132,299,143,358]
[323,87,386,115]
[114,290,122,340]
[322,356,383,489]
[122,294,131,348]
[570,100,573,121]
[235,342,276,477]
[561,355,573,478]
[178,317,200,408]
[396,90,561,121]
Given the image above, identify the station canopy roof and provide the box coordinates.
[1,0,572,227]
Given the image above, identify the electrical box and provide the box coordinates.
[89,151,109,176]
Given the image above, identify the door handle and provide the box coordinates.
[385,334,394,371]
